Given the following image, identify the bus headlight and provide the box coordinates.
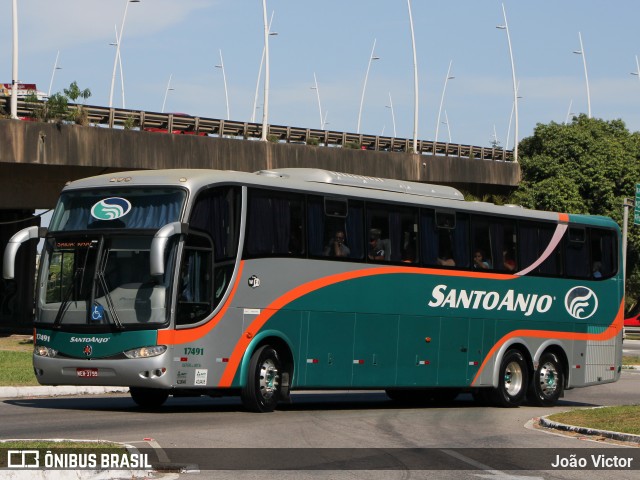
[34,345,58,357]
[124,345,167,359]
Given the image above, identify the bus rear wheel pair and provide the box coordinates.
[476,349,564,408]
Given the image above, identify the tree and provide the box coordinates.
[514,114,640,306]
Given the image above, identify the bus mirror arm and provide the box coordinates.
[150,222,189,277]
[3,226,47,280]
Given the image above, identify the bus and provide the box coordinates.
[3,168,623,412]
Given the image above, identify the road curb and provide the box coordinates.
[0,386,128,399]
[538,413,640,445]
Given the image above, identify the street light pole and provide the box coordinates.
[407,0,419,154]
[48,50,62,97]
[216,49,230,120]
[252,11,274,123]
[386,92,396,138]
[109,0,140,109]
[573,32,591,119]
[260,0,270,141]
[161,74,173,113]
[496,3,518,162]
[630,55,640,82]
[312,72,324,130]
[443,110,452,143]
[435,60,454,144]
[357,38,379,134]
[11,0,19,119]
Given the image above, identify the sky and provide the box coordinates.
[2,0,640,149]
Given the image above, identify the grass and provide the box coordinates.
[0,335,38,386]
[546,405,640,436]
[0,440,130,468]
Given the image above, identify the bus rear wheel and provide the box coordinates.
[527,352,564,407]
[129,387,169,409]
[241,345,282,413]
[490,349,528,407]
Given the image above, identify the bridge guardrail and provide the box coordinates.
[1,98,513,162]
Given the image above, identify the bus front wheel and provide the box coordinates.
[490,349,528,408]
[241,345,282,413]
[527,352,564,407]
[129,387,169,409]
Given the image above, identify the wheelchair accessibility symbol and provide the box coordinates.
[91,305,104,321]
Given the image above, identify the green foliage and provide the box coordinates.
[25,81,92,125]
[515,115,640,306]
[306,136,320,146]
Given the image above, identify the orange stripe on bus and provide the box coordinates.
[157,261,245,345]
[218,266,517,387]
[470,299,624,386]
[558,212,570,223]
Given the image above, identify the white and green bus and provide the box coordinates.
[3,168,623,412]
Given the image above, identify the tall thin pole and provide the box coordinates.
[161,74,173,113]
[633,55,640,81]
[216,49,230,120]
[252,11,274,123]
[117,25,126,108]
[435,60,454,144]
[573,32,591,118]
[497,3,518,162]
[357,38,379,134]
[11,0,19,119]
[407,0,419,154]
[444,110,451,143]
[260,0,270,141]
[565,99,573,124]
[386,92,396,137]
[110,0,139,108]
[48,50,61,97]
[312,72,324,129]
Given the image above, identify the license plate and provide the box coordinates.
[76,368,98,378]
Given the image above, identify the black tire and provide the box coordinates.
[527,352,564,407]
[129,387,169,409]
[489,349,528,407]
[241,345,282,413]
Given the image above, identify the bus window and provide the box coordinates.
[519,222,563,276]
[566,227,590,278]
[309,196,363,260]
[420,210,469,268]
[245,189,305,257]
[590,228,617,279]
[176,233,213,326]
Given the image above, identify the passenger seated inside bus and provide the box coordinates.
[368,228,386,261]
[437,248,455,266]
[324,230,351,258]
[592,261,603,278]
[503,249,516,271]
[473,249,491,269]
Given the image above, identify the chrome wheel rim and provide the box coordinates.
[504,361,524,396]
[538,361,558,397]
[259,358,280,400]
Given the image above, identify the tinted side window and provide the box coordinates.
[308,196,364,260]
[518,221,563,276]
[420,210,469,268]
[245,189,305,257]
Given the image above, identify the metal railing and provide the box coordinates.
[2,98,514,161]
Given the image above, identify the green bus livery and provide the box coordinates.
[3,168,623,412]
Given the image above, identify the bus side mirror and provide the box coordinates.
[3,226,47,280]
[150,222,188,277]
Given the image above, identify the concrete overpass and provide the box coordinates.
[0,113,519,330]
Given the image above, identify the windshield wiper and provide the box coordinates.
[92,240,123,329]
[53,241,95,328]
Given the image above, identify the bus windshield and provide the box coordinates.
[49,187,186,232]
[40,234,173,328]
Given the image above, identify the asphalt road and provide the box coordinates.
[1,369,639,479]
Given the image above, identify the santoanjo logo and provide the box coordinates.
[564,286,598,319]
[428,285,553,317]
[91,197,131,221]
